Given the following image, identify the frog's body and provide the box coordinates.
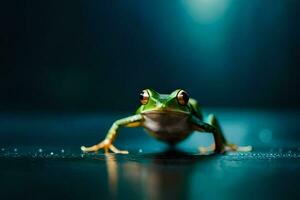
[81,89,252,154]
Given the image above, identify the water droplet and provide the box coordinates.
[61,149,65,153]
[50,152,54,155]
[138,149,143,153]
[38,148,43,153]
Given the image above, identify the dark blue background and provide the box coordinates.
[1,2,300,199]
[1,0,299,111]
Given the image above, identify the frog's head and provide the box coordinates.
[136,89,191,114]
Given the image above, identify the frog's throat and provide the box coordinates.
[141,109,192,144]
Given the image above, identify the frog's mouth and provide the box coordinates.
[141,109,190,116]
[141,110,190,121]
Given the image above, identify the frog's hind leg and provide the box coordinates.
[203,114,252,154]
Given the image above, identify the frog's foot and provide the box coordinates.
[81,139,129,154]
[225,143,252,152]
[199,144,215,154]
[199,143,252,154]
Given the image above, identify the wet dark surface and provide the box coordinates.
[0,109,300,200]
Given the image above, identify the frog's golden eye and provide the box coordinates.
[177,90,189,105]
[139,89,149,105]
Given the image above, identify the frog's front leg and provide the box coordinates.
[81,114,143,154]
[191,114,252,154]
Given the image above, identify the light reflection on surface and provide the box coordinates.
[105,154,118,199]
[101,146,300,199]
[105,149,218,199]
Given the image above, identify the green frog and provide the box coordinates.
[81,89,252,154]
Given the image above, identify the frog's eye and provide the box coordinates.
[177,90,189,105]
[139,89,149,105]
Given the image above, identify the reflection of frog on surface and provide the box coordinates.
[81,89,252,154]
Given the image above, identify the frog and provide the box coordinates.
[81,89,252,154]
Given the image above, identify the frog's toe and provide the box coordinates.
[81,146,87,152]
[80,143,103,153]
[109,144,129,154]
[225,144,252,152]
[199,144,215,154]
[236,145,252,152]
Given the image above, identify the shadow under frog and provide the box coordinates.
[104,147,218,200]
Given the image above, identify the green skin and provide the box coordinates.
[81,89,252,154]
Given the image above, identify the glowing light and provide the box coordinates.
[181,0,231,24]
